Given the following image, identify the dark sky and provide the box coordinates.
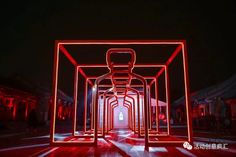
[0,1,236,94]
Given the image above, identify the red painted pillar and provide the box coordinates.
[25,102,28,120]
[13,103,17,120]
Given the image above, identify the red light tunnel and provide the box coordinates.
[50,40,193,150]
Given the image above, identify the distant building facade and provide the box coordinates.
[172,74,236,131]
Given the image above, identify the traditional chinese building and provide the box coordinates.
[172,74,236,130]
[0,85,37,121]
[0,76,73,124]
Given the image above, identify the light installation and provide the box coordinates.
[50,40,193,150]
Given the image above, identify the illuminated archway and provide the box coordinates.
[50,40,193,150]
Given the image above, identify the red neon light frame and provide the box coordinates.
[50,40,192,149]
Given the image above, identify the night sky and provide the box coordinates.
[0,1,236,95]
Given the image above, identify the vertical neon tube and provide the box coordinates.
[50,42,59,144]
[165,66,171,135]
[182,42,193,143]
[102,95,106,137]
[73,66,79,135]
[84,79,88,132]
[155,78,159,132]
